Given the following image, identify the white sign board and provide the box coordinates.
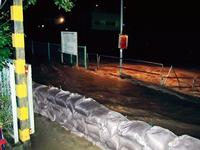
[61,31,77,56]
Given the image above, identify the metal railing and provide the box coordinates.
[29,40,88,68]
[87,53,200,97]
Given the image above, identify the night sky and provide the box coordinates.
[24,0,200,67]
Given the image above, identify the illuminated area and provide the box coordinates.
[59,17,64,24]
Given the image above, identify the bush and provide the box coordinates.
[0,95,12,130]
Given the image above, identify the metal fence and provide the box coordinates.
[0,64,18,143]
[28,40,87,68]
[87,53,200,97]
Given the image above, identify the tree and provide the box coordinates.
[0,0,75,70]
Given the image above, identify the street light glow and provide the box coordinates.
[59,17,65,24]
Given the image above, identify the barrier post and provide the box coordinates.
[10,0,30,143]
[9,64,19,144]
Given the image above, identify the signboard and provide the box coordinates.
[61,31,77,56]
[118,34,128,49]
[92,12,120,31]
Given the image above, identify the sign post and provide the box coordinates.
[118,0,128,76]
[119,0,123,76]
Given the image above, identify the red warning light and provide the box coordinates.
[118,34,128,49]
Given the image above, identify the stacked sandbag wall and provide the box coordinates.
[33,83,200,150]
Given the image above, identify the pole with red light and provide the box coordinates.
[119,0,123,76]
[119,0,128,76]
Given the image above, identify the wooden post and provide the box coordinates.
[10,0,30,143]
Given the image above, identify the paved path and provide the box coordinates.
[31,114,100,150]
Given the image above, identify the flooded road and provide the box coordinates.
[32,64,200,139]
[31,114,100,150]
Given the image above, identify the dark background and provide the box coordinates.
[24,0,200,67]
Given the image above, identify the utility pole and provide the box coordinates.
[119,0,123,76]
[10,0,30,144]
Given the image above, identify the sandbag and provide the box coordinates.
[33,85,49,104]
[168,135,200,150]
[75,118,87,134]
[75,98,102,116]
[85,106,110,126]
[46,103,56,121]
[104,111,129,136]
[65,93,85,113]
[104,133,120,150]
[86,123,101,141]
[118,120,151,147]
[119,136,144,150]
[144,126,177,150]
[47,87,61,104]
[55,90,71,107]
[33,83,200,150]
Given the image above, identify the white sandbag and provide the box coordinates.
[86,123,101,141]
[104,133,120,150]
[104,111,129,136]
[118,120,151,147]
[62,118,77,131]
[47,87,61,104]
[33,97,40,113]
[119,136,144,150]
[32,82,42,89]
[32,84,48,95]
[72,110,83,119]
[75,118,87,134]
[85,106,110,126]
[46,103,56,121]
[51,104,63,122]
[51,104,71,125]
[40,108,49,118]
[55,90,71,107]
[99,128,120,150]
[99,126,110,142]
[75,98,102,116]
[62,107,73,121]
[168,135,200,150]
[72,111,87,133]
[33,83,200,150]
[33,85,49,104]
[144,126,177,150]
[56,108,69,124]
[65,93,85,113]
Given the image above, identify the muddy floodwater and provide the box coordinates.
[33,64,200,138]
[31,114,100,150]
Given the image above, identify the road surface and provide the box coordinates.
[32,63,200,140]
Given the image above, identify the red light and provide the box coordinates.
[118,34,128,49]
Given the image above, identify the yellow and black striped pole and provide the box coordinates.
[10,0,30,143]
